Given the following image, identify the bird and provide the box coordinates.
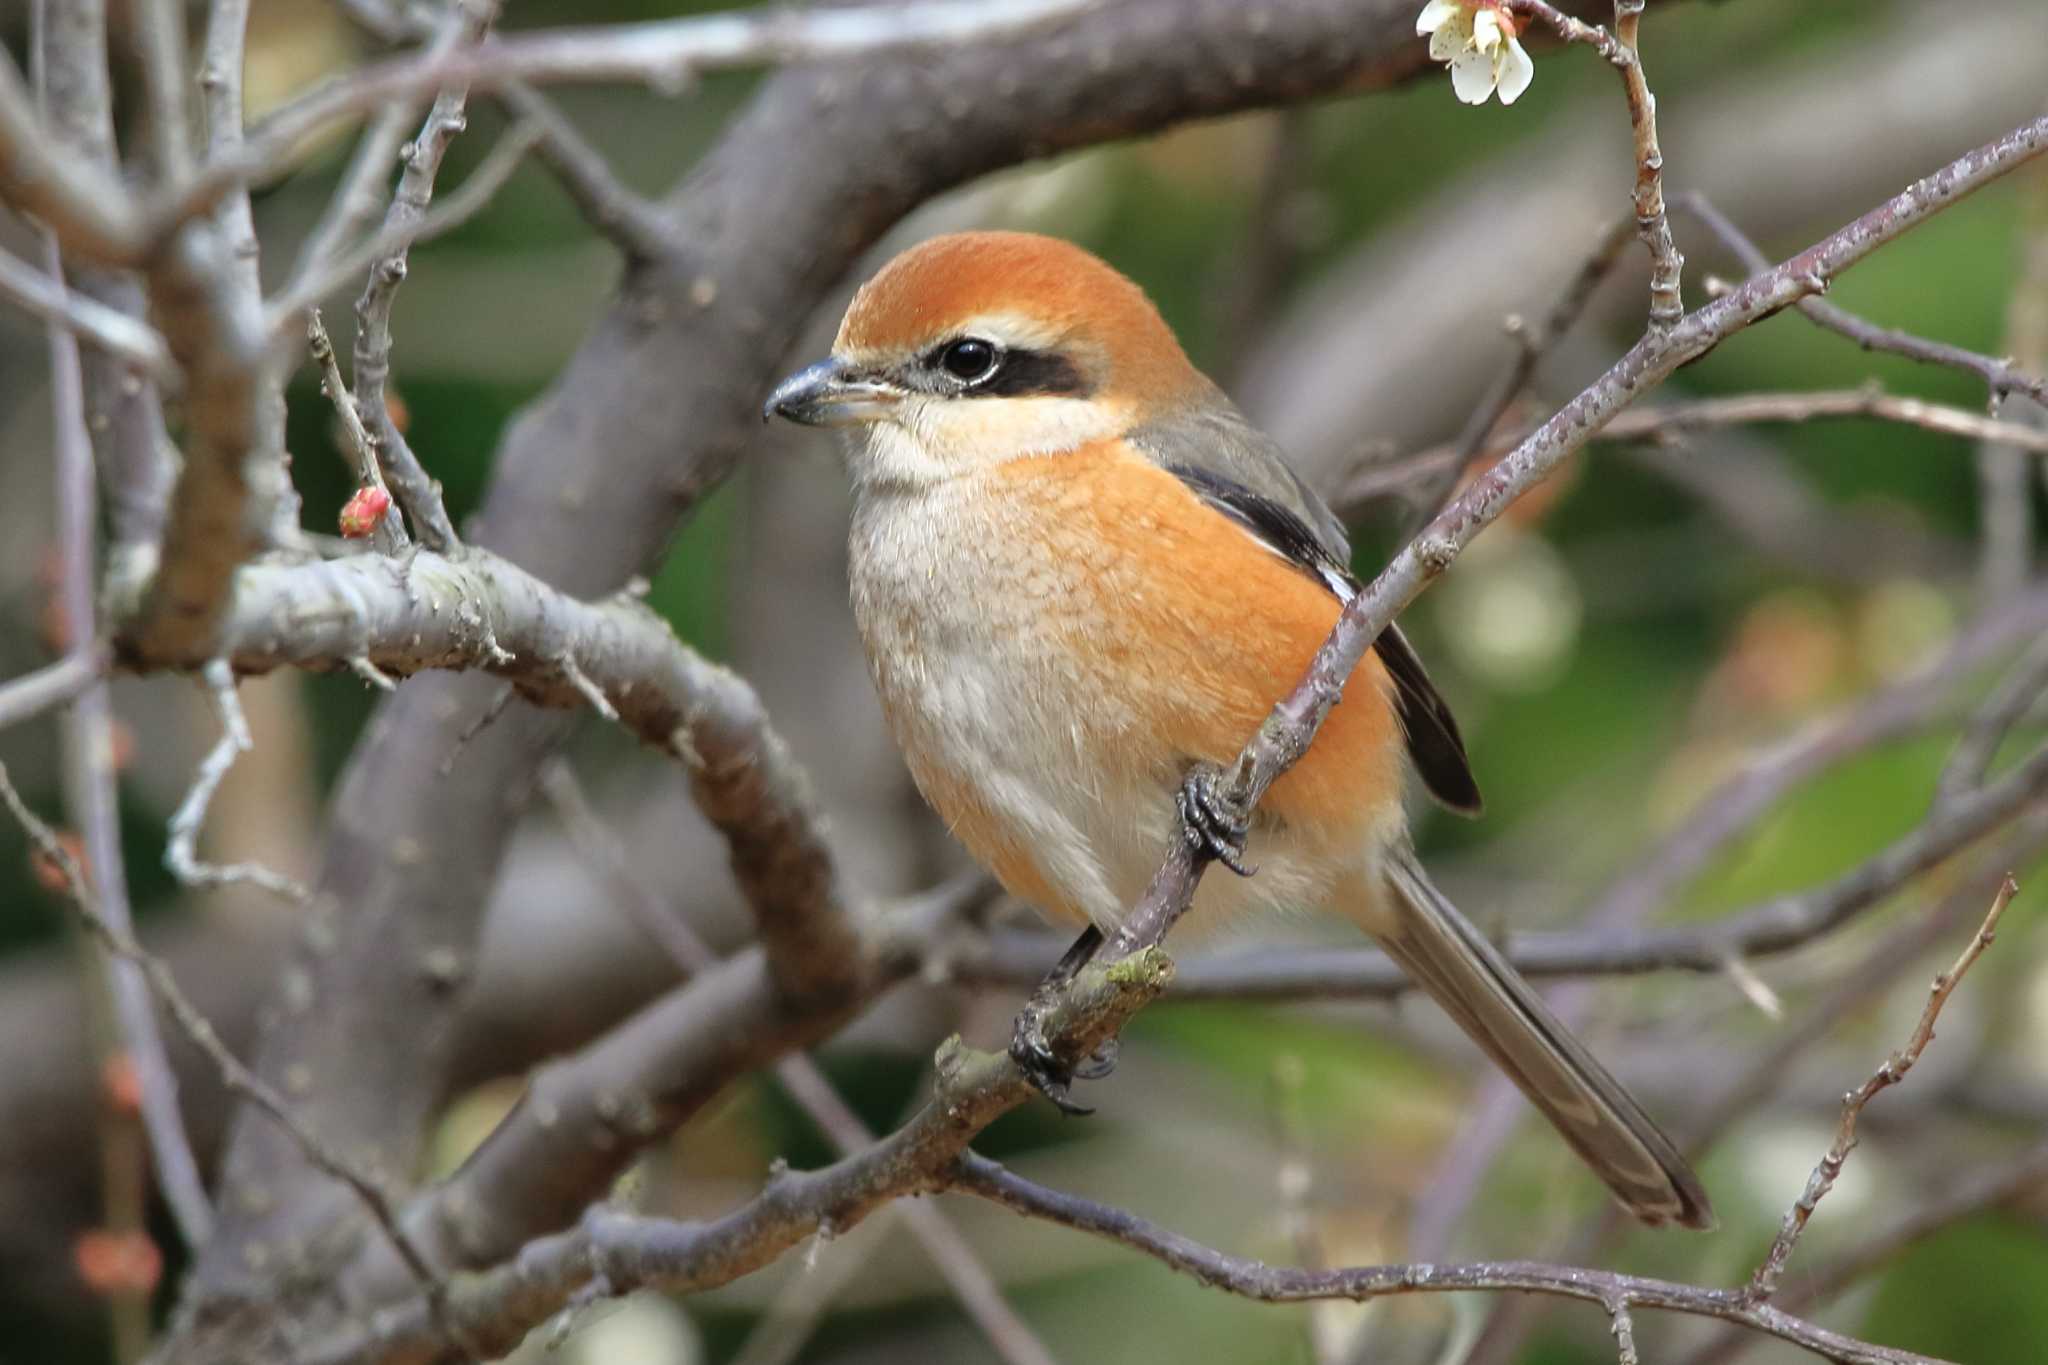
[765,230,1713,1230]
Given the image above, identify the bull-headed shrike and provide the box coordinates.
[768,230,1711,1230]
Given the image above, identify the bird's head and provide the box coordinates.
[765,231,1209,486]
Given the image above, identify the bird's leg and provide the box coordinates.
[1178,761,1256,877]
[1010,924,1113,1115]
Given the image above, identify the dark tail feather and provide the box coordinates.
[1369,849,1714,1230]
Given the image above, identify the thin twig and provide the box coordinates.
[0,762,459,1330]
[948,1156,1940,1365]
[541,763,1059,1365]
[348,0,497,553]
[953,726,2048,1000]
[1677,191,2048,406]
[1408,214,1637,526]
[493,81,671,261]
[1744,875,2019,1305]
[1512,2,1682,325]
[1937,631,2048,803]
[308,310,408,554]
[141,0,1093,242]
[281,0,480,296]
[163,661,312,903]
[1606,1296,1641,1365]
[267,121,541,337]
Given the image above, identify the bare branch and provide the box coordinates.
[1607,385,2048,453]
[348,0,499,554]
[122,0,193,183]
[1938,630,2048,803]
[1744,875,2019,1305]
[163,661,312,903]
[0,244,173,375]
[0,650,105,732]
[282,1,485,294]
[493,81,670,261]
[0,45,142,261]
[266,120,543,336]
[952,668,2048,1003]
[542,764,1056,1365]
[0,763,454,1327]
[1404,214,1636,524]
[1678,191,2048,406]
[947,1156,1937,1365]
[31,0,215,1257]
[1683,1137,2048,1365]
[307,311,409,554]
[38,188,214,1250]
[150,0,1093,242]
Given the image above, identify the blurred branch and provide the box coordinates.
[949,1154,1938,1365]
[1745,876,2018,1303]
[0,650,105,731]
[493,81,673,261]
[1683,1136,2048,1365]
[30,0,176,566]
[38,204,214,1257]
[962,736,2048,1002]
[281,2,481,302]
[541,764,1054,1365]
[0,245,172,375]
[0,763,455,1329]
[1346,384,2048,516]
[1938,631,2048,802]
[32,0,214,1259]
[1402,213,1635,525]
[266,121,541,340]
[154,0,1094,236]
[1976,160,2048,594]
[306,936,1177,1365]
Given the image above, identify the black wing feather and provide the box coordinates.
[1165,464,1483,817]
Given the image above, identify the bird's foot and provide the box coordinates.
[1009,1008,1096,1116]
[1178,763,1256,877]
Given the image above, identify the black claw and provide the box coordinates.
[1073,1038,1119,1082]
[1009,1018,1095,1116]
[1178,766,1256,877]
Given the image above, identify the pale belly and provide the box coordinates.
[848,481,1353,932]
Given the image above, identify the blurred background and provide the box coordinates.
[2,2,2046,1363]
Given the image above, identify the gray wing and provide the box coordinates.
[1134,394,1482,816]
[1127,387,1353,558]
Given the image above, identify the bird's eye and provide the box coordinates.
[937,338,999,382]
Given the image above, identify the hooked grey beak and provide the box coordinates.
[763,357,902,427]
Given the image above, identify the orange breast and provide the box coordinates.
[986,441,1406,851]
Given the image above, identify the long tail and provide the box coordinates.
[1364,847,1714,1229]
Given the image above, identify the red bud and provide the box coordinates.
[339,487,393,539]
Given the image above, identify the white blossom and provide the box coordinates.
[1417,0,1535,106]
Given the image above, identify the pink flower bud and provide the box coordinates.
[339,487,392,539]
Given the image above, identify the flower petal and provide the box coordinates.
[1496,36,1535,104]
[1450,48,1498,103]
[1416,0,1462,35]
[1429,22,1469,61]
[1472,9,1502,53]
